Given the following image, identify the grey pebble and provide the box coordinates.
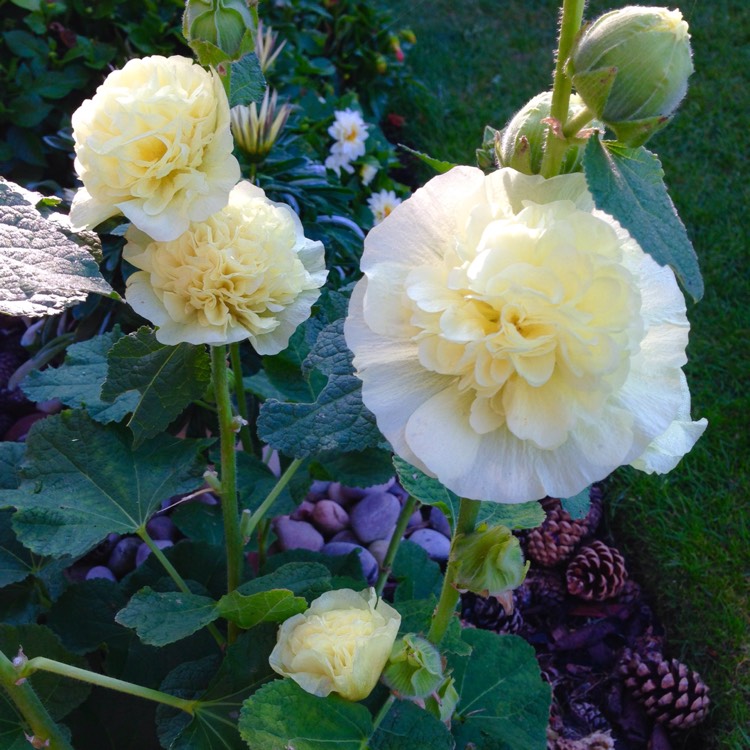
[321,542,379,585]
[85,565,116,582]
[290,500,316,522]
[135,540,173,567]
[107,536,142,577]
[409,528,451,562]
[273,517,324,552]
[429,506,452,538]
[350,491,401,543]
[329,529,359,544]
[147,515,178,542]
[368,539,392,567]
[311,500,349,536]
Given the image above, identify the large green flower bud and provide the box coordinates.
[568,6,693,146]
[498,91,592,175]
[183,0,256,61]
[452,524,529,598]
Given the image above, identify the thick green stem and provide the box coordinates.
[374,495,418,597]
[0,650,74,750]
[563,105,595,138]
[540,0,586,177]
[427,498,482,645]
[211,345,243,644]
[137,529,226,648]
[240,457,304,541]
[22,657,197,715]
[228,343,256,456]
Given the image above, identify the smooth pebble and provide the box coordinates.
[321,542,379,584]
[409,528,451,562]
[350,491,401,543]
[273,517,324,552]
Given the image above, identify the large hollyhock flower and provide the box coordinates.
[124,181,327,351]
[70,55,239,242]
[344,166,706,503]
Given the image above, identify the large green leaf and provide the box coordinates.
[3,411,210,557]
[217,589,307,629]
[391,541,443,603]
[229,53,266,108]
[239,679,373,750]
[157,628,277,750]
[449,629,550,750]
[0,443,24,490]
[22,328,138,423]
[258,320,381,458]
[0,178,113,317]
[115,587,219,647]
[583,136,704,302]
[237,562,332,601]
[369,699,453,750]
[0,623,90,720]
[101,327,211,447]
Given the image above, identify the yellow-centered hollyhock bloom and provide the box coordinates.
[344,166,706,503]
[70,55,240,242]
[269,588,400,701]
[123,181,327,350]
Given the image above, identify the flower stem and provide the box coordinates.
[426,497,482,645]
[240,457,304,541]
[228,343,257,456]
[0,649,74,750]
[22,657,197,715]
[370,693,396,737]
[211,344,243,644]
[540,0,586,178]
[137,528,226,648]
[374,495,418,597]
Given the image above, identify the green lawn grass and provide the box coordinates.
[378,1,750,747]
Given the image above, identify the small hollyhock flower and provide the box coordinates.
[70,55,240,242]
[367,189,402,225]
[269,588,401,702]
[123,181,327,351]
[345,166,706,503]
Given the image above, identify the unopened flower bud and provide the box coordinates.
[452,524,529,597]
[498,91,593,175]
[381,634,444,698]
[231,89,292,163]
[183,0,255,60]
[568,6,693,146]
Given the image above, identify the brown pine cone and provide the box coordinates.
[518,568,567,609]
[527,497,589,567]
[616,578,642,605]
[569,699,610,732]
[566,540,628,601]
[460,591,524,634]
[619,648,710,730]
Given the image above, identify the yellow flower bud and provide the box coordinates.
[568,6,693,146]
[269,588,401,702]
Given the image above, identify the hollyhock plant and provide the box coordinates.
[123,181,327,350]
[70,55,240,242]
[345,166,706,503]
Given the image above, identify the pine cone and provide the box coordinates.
[569,699,610,732]
[553,731,615,750]
[616,578,642,605]
[583,485,604,536]
[527,497,589,567]
[518,568,567,609]
[619,648,710,730]
[460,592,524,634]
[566,540,628,601]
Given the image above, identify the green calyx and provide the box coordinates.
[381,634,444,699]
[183,0,256,61]
[452,524,529,597]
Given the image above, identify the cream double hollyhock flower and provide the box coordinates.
[70,55,240,242]
[269,588,400,701]
[345,166,706,503]
[123,181,327,351]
